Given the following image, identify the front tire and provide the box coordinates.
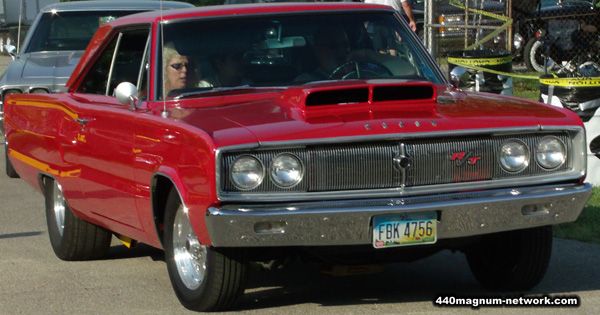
[524,38,556,72]
[465,226,552,291]
[164,188,247,312]
[45,178,112,261]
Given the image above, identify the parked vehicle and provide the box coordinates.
[436,0,507,52]
[0,0,193,138]
[0,0,58,52]
[3,3,592,312]
[516,0,598,72]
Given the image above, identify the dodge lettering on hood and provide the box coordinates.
[2,3,592,312]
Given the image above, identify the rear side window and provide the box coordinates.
[78,29,150,96]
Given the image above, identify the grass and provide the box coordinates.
[513,73,541,101]
[513,71,600,245]
[554,187,600,245]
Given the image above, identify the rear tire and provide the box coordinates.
[5,142,19,178]
[164,188,247,312]
[45,178,112,261]
[465,226,552,291]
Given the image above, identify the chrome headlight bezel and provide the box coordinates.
[535,136,567,170]
[230,155,264,190]
[269,153,304,188]
[499,139,530,172]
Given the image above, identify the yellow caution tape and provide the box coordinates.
[442,1,597,86]
[539,77,600,87]
[449,0,510,22]
[447,55,512,66]
[448,0,513,50]
[447,58,541,80]
[448,57,600,84]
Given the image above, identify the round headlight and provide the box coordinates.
[230,156,264,190]
[536,137,566,169]
[499,140,529,172]
[270,154,303,188]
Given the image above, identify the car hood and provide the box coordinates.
[23,51,83,79]
[7,51,84,92]
[168,81,582,148]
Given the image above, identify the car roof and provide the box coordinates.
[40,0,194,13]
[106,3,394,26]
[66,3,396,90]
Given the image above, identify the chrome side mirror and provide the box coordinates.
[4,45,17,60]
[115,82,139,110]
[449,66,469,89]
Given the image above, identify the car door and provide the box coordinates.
[67,28,151,230]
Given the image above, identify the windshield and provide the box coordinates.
[26,10,141,53]
[160,12,443,99]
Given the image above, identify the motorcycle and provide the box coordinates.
[533,22,600,76]
[522,0,600,74]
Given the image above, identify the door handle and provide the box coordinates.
[76,118,94,126]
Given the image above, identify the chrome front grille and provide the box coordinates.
[406,133,571,186]
[221,132,573,194]
[307,143,400,191]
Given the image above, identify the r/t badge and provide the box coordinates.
[451,151,481,166]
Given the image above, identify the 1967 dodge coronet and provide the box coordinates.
[2,3,593,312]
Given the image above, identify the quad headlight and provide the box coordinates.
[536,136,566,169]
[499,140,529,172]
[270,154,304,188]
[230,155,264,190]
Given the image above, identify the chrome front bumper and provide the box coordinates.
[205,183,592,247]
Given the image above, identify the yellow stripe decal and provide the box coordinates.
[9,149,80,178]
[8,100,79,121]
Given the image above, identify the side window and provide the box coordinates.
[78,28,150,96]
[79,38,117,94]
[108,30,150,96]
[138,41,151,100]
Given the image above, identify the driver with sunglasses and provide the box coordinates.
[163,43,198,97]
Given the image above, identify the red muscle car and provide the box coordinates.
[2,3,593,312]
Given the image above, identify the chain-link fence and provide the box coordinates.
[422,0,599,77]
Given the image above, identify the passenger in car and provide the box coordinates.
[295,26,412,82]
[163,43,198,97]
[294,26,351,82]
[199,51,252,87]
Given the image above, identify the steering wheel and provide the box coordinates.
[329,60,393,80]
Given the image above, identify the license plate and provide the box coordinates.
[372,212,437,248]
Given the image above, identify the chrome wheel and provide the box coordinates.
[44,178,111,261]
[172,205,206,290]
[164,188,247,311]
[524,39,556,72]
[52,180,66,237]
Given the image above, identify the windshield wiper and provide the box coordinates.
[172,86,280,100]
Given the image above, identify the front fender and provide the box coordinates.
[147,126,219,247]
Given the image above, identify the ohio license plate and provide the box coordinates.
[372,212,437,248]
